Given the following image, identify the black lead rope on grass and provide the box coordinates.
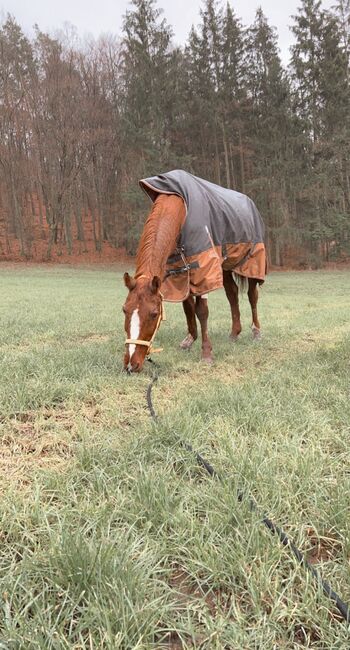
[145,358,350,625]
[146,376,158,420]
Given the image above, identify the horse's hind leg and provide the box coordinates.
[223,270,242,341]
[180,295,198,350]
[248,278,261,340]
[195,295,213,363]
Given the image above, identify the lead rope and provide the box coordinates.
[145,361,350,625]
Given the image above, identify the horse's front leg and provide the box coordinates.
[195,295,213,363]
[180,295,198,350]
[248,278,261,340]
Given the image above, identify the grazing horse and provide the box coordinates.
[123,170,266,373]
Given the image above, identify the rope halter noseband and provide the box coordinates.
[125,276,166,356]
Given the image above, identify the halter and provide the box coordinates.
[125,276,166,356]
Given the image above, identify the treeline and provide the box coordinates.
[0,0,349,265]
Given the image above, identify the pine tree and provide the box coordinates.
[332,0,350,238]
[185,7,218,181]
[334,0,350,71]
[219,3,246,189]
[120,0,176,252]
[121,0,172,164]
[290,0,349,262]
[185,1,246,187]
[245,9,293,265]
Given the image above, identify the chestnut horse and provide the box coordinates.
[123,193,263,373]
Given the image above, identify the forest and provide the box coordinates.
[0,0,349,266]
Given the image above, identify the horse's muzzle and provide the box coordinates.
[124,359,143,373]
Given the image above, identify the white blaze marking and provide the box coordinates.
[128,308,140,366]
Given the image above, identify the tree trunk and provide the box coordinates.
[221,122,231,188]
[214,127,221,185]
[238,127,245,193]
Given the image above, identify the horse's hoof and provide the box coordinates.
[179,334,195,350]
[229,333,240,342]
[201,355,213,364]
[252,326,261,341]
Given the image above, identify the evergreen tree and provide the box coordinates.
[121,0,173,166]
[334,0,350,71]
[120,0,176,251]
[291,0,325,144]
[185,1,246,187]
[219,3,246,189]
[290,0,349,261]
[245,9,293,265]
[185,6,219,181]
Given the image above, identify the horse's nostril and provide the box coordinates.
[131,361,140,372]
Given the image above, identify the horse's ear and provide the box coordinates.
[124,272,136,291]
[151,275,161,294]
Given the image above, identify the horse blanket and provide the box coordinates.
[139,169,267,302]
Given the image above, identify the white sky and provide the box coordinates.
[1,0,336,64]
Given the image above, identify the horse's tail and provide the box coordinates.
[232,273,248,293]
[233,273,265,291]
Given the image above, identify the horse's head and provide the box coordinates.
[123,273,163,373]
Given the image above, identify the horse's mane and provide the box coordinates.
[135,194,185,278]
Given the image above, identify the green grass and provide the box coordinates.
[0,265,350,648]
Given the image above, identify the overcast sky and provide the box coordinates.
[2,0,335,64]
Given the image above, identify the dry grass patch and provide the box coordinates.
[0,408,77,490]
[0,402,105,490]
[304,527,344,565]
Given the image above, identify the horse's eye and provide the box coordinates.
[150,310,158,320]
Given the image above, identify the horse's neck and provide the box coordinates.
[135,194,185,280]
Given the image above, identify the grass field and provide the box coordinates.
[0,265,350,649]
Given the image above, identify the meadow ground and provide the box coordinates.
[0,265,349,649]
